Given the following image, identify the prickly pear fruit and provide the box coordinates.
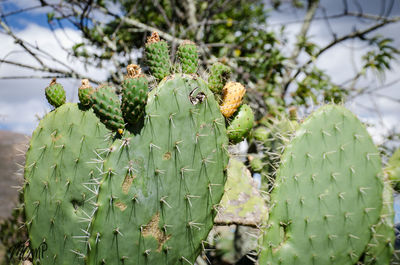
[91,84,125,131]
[24,104,111,264]
[259,105,384,265]
[208,62,231,93]
[227,104,254,143]
[220,82,246,118]
[45,78,66,108]
[78,79,94,108]
[145,32,171,80]
[177,40,199,74]
[121,64,148,132]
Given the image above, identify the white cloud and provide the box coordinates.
[0,24,109,134]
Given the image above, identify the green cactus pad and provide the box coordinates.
[145,32,171,80]
[259,105,384,265]
[24,103,110,264]
[177,41,199,74]
[208,62,232,93]
[91,84,125,131]
[78,79,94,108]
[362,177,395,264]
[227,104,254,144]
[45,78,66,108]
[87,74,229,265]
[121,69,148,132]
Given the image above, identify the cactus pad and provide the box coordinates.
[87,74,229,265]
[45,78,66,108]
[259,105,384,265]
[24,104,110,264]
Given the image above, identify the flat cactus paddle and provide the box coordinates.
[259,105,384,265]
[87,74,229,265]
[24,104,111,264]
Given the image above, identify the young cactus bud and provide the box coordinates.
[177,40,198,74]
[121,64,148,132]
[208,62,231,93]
[91,84,125,131]
[45,78,66,108]
[227,104,254,143]
[220,81,246,118]
[145,32,171,80]
[78,79,94,108]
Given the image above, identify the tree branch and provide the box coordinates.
[282,16,400,97]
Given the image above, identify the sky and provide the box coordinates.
[0,0,399,147]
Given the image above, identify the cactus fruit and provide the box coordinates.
[23,104,111,264]
[45,78,66,108]
[177,40,199,74]
[145,32,171,80]
[208,62,232,93]
[78,79,94,108]
[220,82,246,118]
[121,64,148,132]
[91,84,125,132]
[227,104,254,144]
[259,105,384,265]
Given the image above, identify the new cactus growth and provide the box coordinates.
[145,32,171,80]
[177,40,199,74]
[45,78,66,108]
[121,64,148,132]
[227,104,254,144]
[91,84,125,132]
[78,79,94,108]
[208,62,232,93]
[259,105,384,265]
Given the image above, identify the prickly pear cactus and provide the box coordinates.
[259,105,384,265]
[24,104,111,264]
[23,33,255,265]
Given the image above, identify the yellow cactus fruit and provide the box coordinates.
[220,81,246,118]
